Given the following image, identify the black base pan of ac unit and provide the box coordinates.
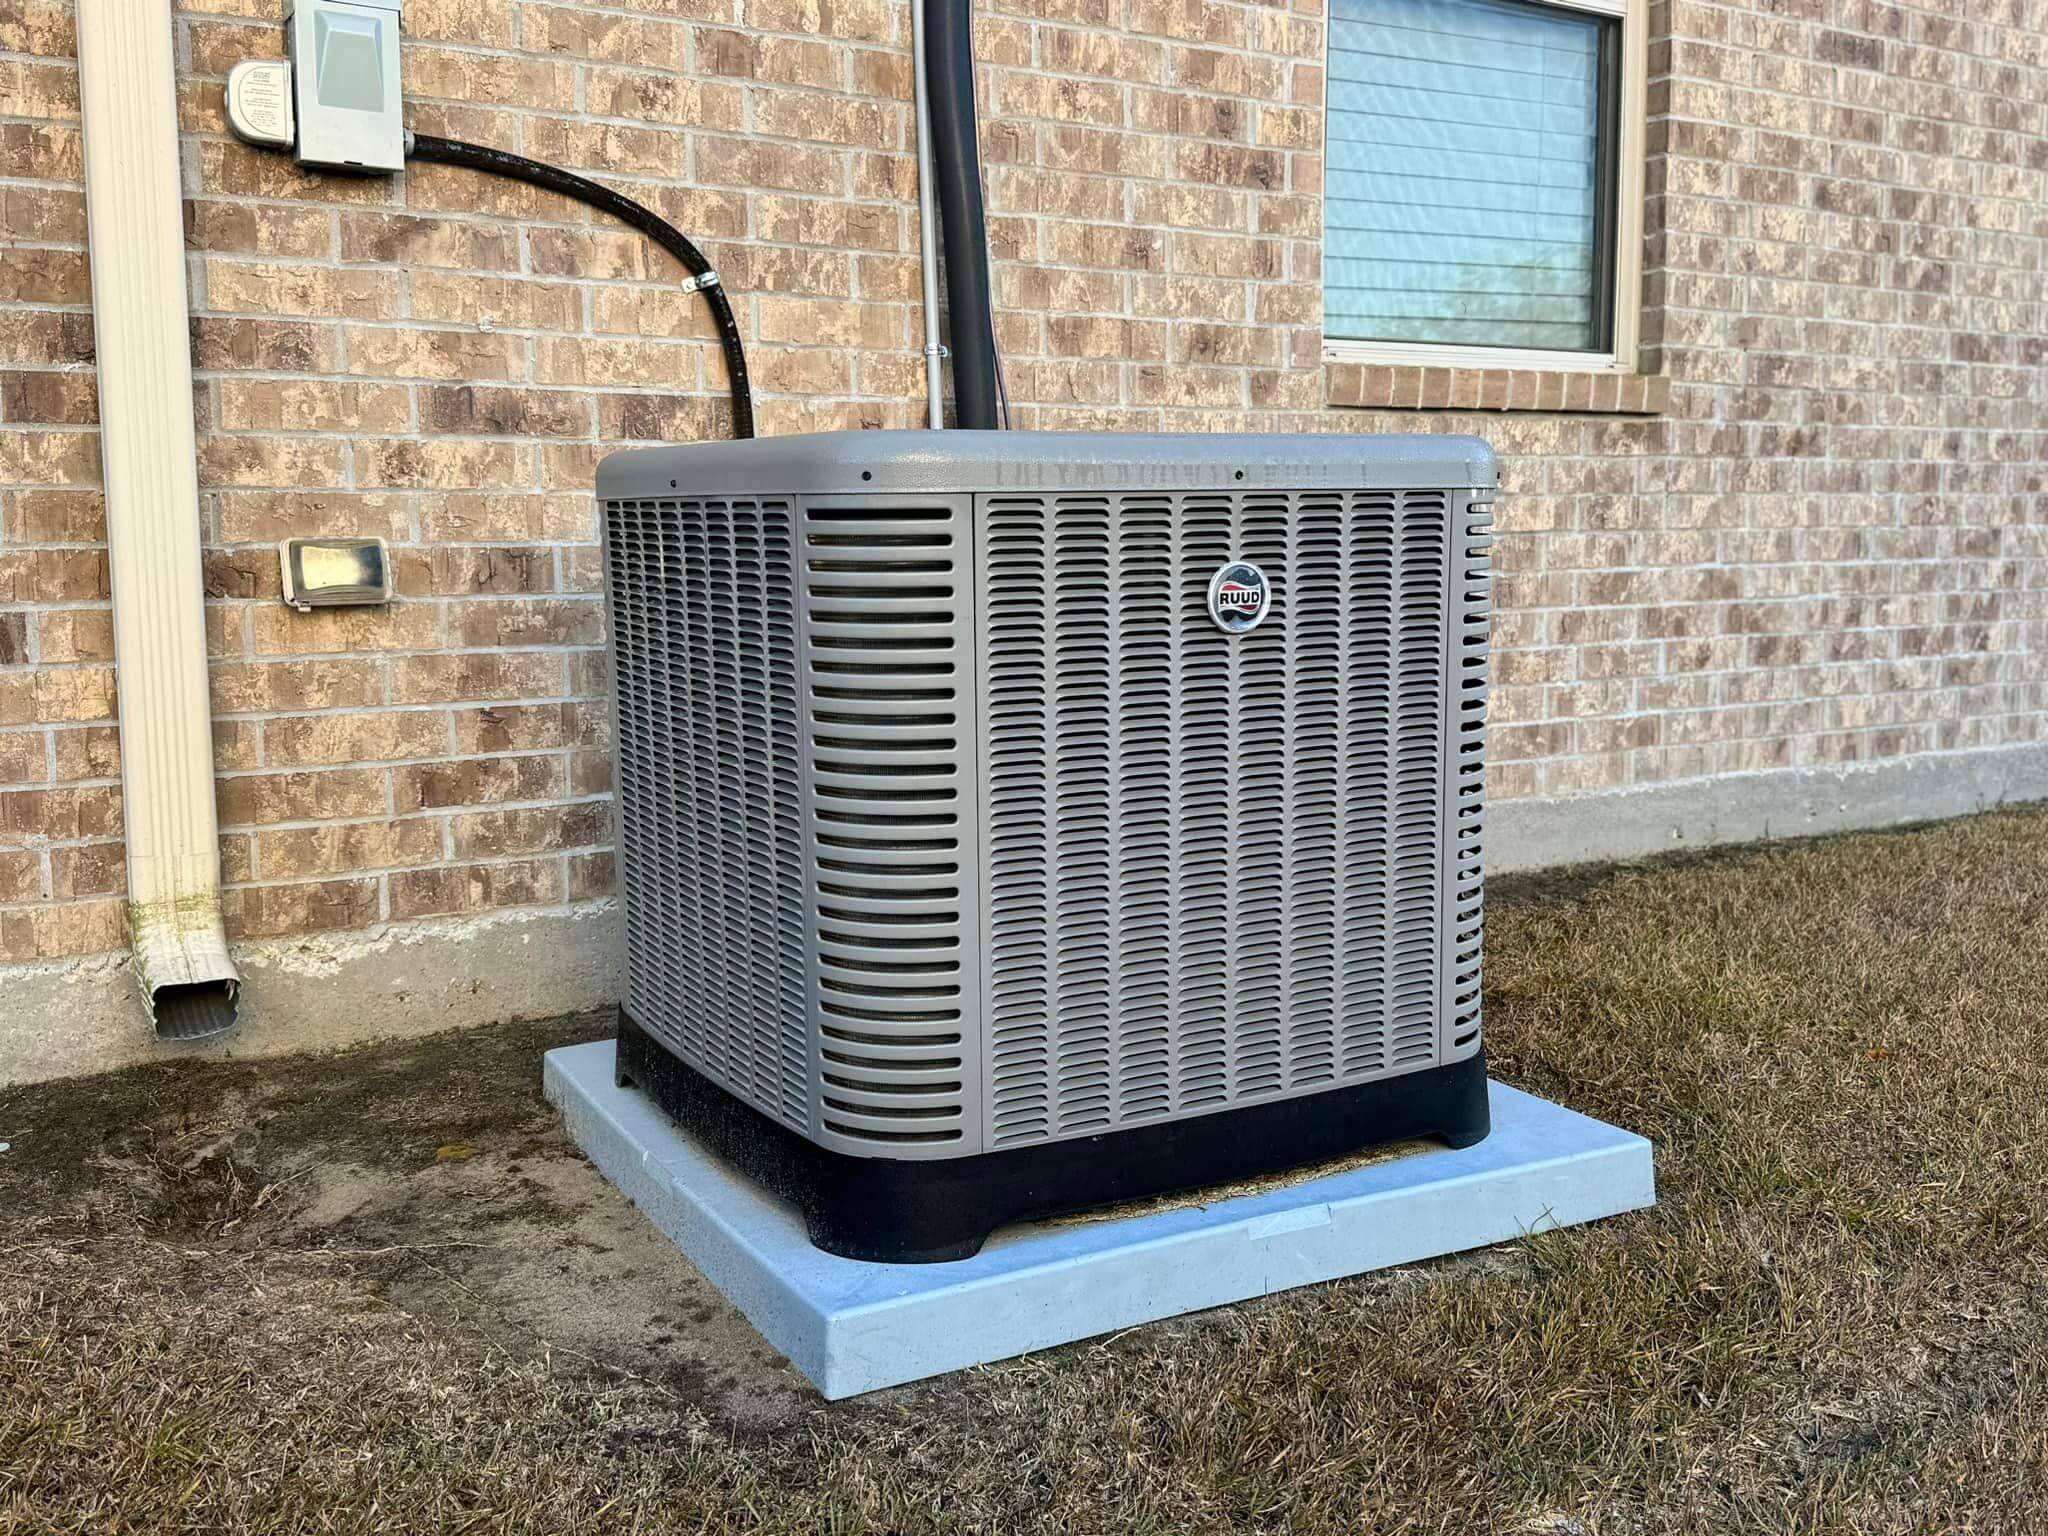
[615,1011,1491,1264]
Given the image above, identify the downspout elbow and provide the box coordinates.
[130,886,240,1042]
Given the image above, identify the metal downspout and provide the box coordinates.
[75,0,240,1039]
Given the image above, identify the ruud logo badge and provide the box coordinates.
[1206,561,1271,634]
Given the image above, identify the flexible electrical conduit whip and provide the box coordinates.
[406,134,757,440]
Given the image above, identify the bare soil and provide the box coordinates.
[6,806,2048,1533]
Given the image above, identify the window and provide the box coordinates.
[1322,0,1645,373]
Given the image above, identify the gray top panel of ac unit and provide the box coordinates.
[596,429,1497,500]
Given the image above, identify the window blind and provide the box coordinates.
[1325,0,1611,352]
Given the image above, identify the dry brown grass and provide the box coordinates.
[8,806,2048,1533]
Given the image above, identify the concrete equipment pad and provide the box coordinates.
[544,1039,1655,1400]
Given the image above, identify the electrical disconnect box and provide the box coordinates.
[285,0,404,172]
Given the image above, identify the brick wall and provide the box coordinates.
[0,0,2042,969]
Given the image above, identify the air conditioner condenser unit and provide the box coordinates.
[597,431,1496,1262]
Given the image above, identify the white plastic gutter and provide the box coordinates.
[912,0,945,427]
[75,0,240,1038]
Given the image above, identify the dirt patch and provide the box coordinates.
[0,1011,810,1435]
[8,807,2048,1533]
[1046,1133,1439,1229]
[301,1148,813,1429]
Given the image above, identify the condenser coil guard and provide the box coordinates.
[598,431,1497,1261]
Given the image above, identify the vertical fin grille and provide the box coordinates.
[803,502,975,1148]
[1447,494,1492,1054]
[608,472,1487,1162]
[1390,493,1449,1069]
[603,498,809,1131]
[978,489,1469,1149]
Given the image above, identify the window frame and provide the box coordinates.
[1319,0,1648,376]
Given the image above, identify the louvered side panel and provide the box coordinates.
[981,496,1056,1142]
[1285,493,1345,1090]
[1234,495,1291,1101]
[1444,491,1493,1058]
[602,497,809,1133]
[801,497,980,1156]
[978,488,1457,1150]
[1337,493,1397,1080]
[1173,495,1236,1113]
[1111,498,1175,1122]
[1046,498,1115,1134]
[1390,493,1449,1069]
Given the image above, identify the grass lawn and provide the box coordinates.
[7,807,2048,1533]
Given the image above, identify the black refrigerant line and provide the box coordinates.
[923,0,1001,431]
[404,133,756,441]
